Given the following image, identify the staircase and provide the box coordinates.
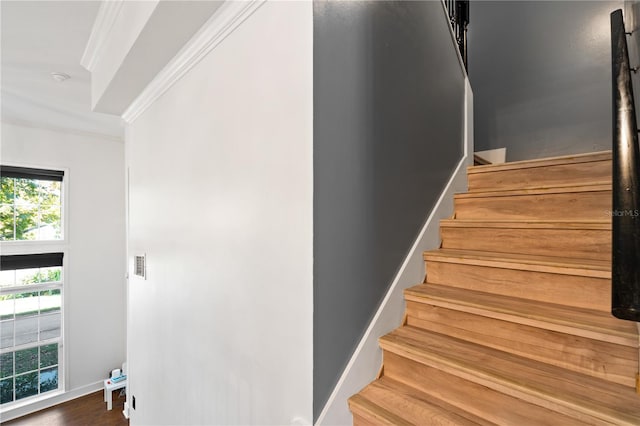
[349,151,640,425]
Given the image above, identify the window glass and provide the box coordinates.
[0,176,62,241]
[39,344,57,368]
[0,260,64,404]
[39,367,57,393]
[15,371,38,400]
[0,343,60,404]
[0,166,64,405]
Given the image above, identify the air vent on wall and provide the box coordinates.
[134,254,146,279]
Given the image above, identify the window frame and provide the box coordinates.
[0,257,64,405]
[0,163,68,408]
[1,163,67,244]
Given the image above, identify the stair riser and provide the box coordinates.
[440,227,610,262]
[350,151,640,425]
[351,412,386,426]
[352,380,484,426]
[405,301,636,388]
[468,160,611,192]
[405,285,639,347]
[426,262,610,311]
[455,191,611,221]
[382,351,590,426]
[349,394,406,426]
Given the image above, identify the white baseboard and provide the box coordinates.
[0,381,103,423]
[315,78,473,426]
[314,154,469,425]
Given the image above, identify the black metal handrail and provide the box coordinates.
[610,9,640,322]
[446,0,469,70]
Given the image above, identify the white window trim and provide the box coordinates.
[0,264,65,408]
[0,164,69,408]
[0,163,69,246]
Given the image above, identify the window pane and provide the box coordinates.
[1,320,14,349]
[1,177,15,204]
[0,344,60,404]
[15,204,38,241]
[15,371,37,400]
[0,204,14,241]
[14,178,38,206]
[39,205,61,240]
[0,297,14,321]
[38,181,60,207]
[40,289,61,314]
[15,347,37,374]
[15,267,61,286]
[38,267,62,283]
[0,173,62,242]
[39,367,57,393]
[39,181,61,240]
[39,344,57,368]
[15,316,38,346]
[39,313,61,341]
[0,270,15,287]
[0,352,13,378]
[14,292,39,317]
[15,269,37,286]
[0,378,13,404]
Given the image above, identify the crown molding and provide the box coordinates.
[122,0,265,124]
[80,0,125,71]
[2,118,124,143]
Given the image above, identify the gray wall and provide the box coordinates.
[313,1,465,419]
[469,1,621,161]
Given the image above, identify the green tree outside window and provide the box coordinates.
[0,177,61,241]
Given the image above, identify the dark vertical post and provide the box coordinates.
[611,9,640,321]
[445,1,469,71]
[457,0,469,69]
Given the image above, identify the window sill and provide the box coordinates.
[0,388,64,414]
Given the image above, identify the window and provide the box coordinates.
[0,166,65,406]
[1,166,63,241]
[0,254,63,404]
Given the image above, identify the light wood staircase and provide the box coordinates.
[349,151,640,425]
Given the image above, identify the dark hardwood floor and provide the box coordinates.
[2,390,128,426]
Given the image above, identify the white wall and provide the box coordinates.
[1,122,126,419]
[125,2,313,425]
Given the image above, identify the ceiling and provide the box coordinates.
[1,1,124,139]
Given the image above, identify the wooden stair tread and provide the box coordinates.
[467,151,612,175]
[423,248,610,278]
[440,219,611,230]
[382,353,592,426]
[350,377,493,425]
[349,149,638,425]
[404,284,637,347]
[456,182,610,198]
[381,326,640,425]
